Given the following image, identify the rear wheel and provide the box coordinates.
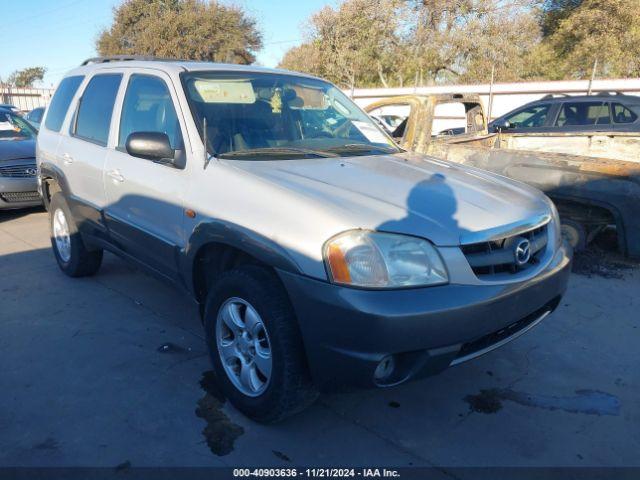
[203,265,318,423]
[49,193,103,277]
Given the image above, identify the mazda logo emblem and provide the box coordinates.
[514,238,531,266]
[25,168,37,176]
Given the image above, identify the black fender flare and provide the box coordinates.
[180,219,304,299]
[39,162,72,202]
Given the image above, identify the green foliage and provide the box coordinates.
[279,0,640,87]
[542,0,640,78]
[540,0,583,37]
[97,0,262,64]
[6,67,47,88]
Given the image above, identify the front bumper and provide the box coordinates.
[0,175,41,210]
[278,241,572,391]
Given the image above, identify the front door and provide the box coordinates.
[103,71,189,281]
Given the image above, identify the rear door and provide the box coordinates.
[553,100,612,132]
[37,75,85,196]
[103,70,189,281]
[59,73,123,230]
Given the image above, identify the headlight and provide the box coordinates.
[323,230,448,288]
[548,201,562,248]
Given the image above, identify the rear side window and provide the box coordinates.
[612,103,638,124]
[504,104,550,128]
[119,74,183,149]
[44,76,84,132]
[555,102,610,126]
[74,74,122,146]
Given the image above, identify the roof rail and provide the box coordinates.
[541,93,570,99]
[80,55,183,66]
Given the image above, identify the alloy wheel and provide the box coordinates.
[216,297,273,397]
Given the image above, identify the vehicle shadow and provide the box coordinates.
[0,206,45,223]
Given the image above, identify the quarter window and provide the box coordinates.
[119,75,183,149]
[44,76,84,132]
[555,102,610,126]
[504,105,550,128]
[74,74,122,146]
[612,103,638,124]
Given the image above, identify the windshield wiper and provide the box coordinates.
[325,143,399,155]
[218,147,338,160]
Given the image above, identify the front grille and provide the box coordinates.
[0,163,37,178]
[0,191,41,203]
[461,224,548,278]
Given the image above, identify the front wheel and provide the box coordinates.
[203,265,318,423]
[561,220,587,251]
[49,193,103,277]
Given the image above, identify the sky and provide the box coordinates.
[1,0,334,88]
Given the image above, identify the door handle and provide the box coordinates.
[107,169,125,183]
[62,153,74,165]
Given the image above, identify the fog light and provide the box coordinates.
[374,355,395,381]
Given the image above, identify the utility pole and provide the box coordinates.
[487,64,495,123]
[587,58,598,95]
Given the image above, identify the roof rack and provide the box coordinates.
[595,91,628,96]
[80,55,183,66]
[541,93,570,99]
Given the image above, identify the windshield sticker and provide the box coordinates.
[351,121,390,144]
[190,80,256,104]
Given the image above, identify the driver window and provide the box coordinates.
[119,74,183,150]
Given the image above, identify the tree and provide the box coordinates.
[279,0,544,87]
[542,0,640,78]
[279,0,402,88]
[97,0,262,64]
[398,0,544,85]
[6,67,47,87]
[539,0,583,37]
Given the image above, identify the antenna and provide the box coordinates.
[203,117,212,169]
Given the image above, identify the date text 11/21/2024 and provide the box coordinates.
[232,468,400,477]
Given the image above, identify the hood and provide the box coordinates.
[227,152,551,246]
[0,139,36,162]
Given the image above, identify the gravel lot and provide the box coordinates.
[1,208,638,469]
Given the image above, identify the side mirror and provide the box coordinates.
[492,120,512,132]
[125,132,176,165]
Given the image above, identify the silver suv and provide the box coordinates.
[37,57,571,422]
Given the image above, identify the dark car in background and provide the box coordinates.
[0,104,22,115]
[490,93,640,133]
[0,108,41,210]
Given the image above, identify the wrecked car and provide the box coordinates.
[365,94,640,257]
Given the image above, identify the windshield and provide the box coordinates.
[0,111,36,141]
[181,71,399,159]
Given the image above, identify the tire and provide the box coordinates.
[560,219,587,251]
[203,265,318,423]
[49,192,103,277]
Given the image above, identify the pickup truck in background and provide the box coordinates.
[365,94,640,258]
